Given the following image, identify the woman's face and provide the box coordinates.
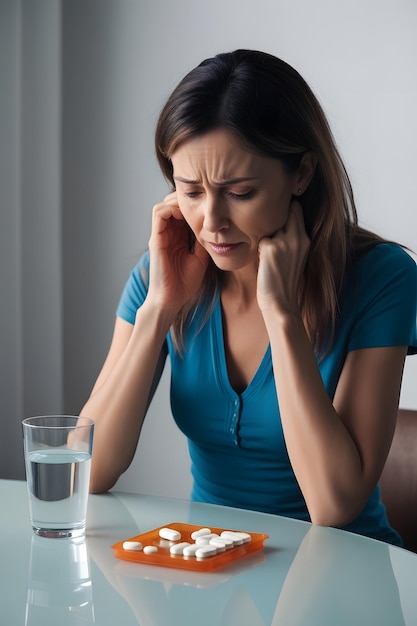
[171,128,301,273]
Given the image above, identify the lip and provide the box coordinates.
[208,242,241,254]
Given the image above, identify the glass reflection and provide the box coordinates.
[25,535,95,625]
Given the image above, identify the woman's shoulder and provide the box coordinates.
[116,251,150,324]
[350,239,416,278]
[339,241,417,354]
[342,239,416,315]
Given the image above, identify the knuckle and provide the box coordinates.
[164,191,177,202]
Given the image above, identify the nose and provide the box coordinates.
[202,193,229,233]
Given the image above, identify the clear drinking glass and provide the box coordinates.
[22,415,94,538]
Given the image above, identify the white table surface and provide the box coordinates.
[1,479,416,625]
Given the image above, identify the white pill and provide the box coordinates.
[170,541,191,555]
[215,536,234,549]
[209,538,227,552]
[159,527,182,541]
[221,530,251,544]
[190,527,212,540]
[122,540,143,551]
[195,545,218,559]
[233,532,252,543]
[143,545,158,555]
[220,531,242,545]
[195,533,219,545]
[182,544,200,557]
[195,536,210,545]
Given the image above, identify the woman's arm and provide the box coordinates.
[264,308,405,526]
[258,202,407,526]
[82,306,173,493]
[82,193,209,493]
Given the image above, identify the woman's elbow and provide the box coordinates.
[89,481,110,494]
[308,495,365,529]
[89,469,118,494]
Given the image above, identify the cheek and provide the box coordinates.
[251,202,289,237]
[177,203,200,238]
[176,199,192,223]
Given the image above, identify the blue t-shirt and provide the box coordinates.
[116,243,417,545]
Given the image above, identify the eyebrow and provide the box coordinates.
[173,175,258,186]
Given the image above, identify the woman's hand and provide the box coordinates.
[257,200,310,315]
[147,192,210,314]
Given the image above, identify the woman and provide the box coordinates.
[83,50,417,545]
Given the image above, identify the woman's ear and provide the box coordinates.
[292,152,318,196]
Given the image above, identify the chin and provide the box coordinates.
[212,255,255,274]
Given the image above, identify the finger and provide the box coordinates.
[153,198,183,223]
[163,191,179,204]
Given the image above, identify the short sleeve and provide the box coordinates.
[347,244,417,355]
[116,251,150,325]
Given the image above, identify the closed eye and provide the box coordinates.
[183,191,202,199]
[182,189,255,200]
[226,190,255,201]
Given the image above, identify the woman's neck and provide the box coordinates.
[220,266,258,307]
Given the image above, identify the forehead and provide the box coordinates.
[171,129,275,180]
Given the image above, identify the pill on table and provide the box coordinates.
[209,538,227,552]
[190,527,212,540]
[195,535,211,545]
[215,536,234,549]
[232,532,252,543]
[195,545,218,559]
[170,541,192,555]
[220,531,242,545]
[195,533,220,544]
[143,545,158,555]
[122,540,143,551]
[159,527,182,541]
[182,544,200,557]
[221,530,251,544]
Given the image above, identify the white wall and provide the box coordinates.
[1,0,416,498]
[0,0,62,479]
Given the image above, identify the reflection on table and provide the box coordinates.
[272,525,405,625]
[26,535,94,625]
[1,480,416,625]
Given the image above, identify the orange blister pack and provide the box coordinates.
[112,522,269,572]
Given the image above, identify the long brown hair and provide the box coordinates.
[154,49,385,354]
